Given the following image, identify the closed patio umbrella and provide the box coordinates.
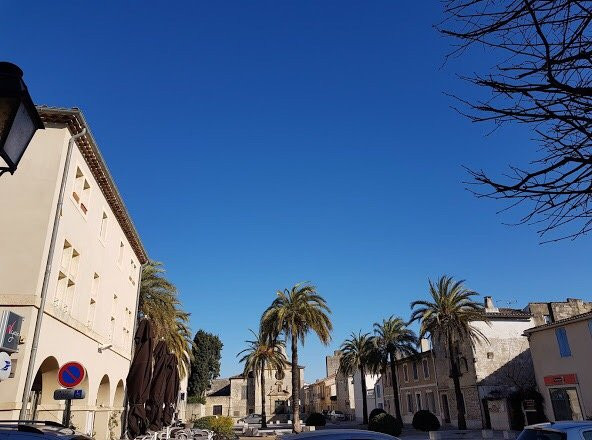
[162,353,180,427]
[126,318,155,438]
[147,340,169,431]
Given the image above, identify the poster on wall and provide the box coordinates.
[0,310,24,353]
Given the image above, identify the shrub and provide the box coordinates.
[369,408,386,421]
[368,413,402,437]
[412,410,440,432]
[192,416,234,439]
[193,416,217,429]
[305,412,327,426]
[187,395,206,405]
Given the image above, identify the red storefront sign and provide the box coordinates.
[544,374,578,386]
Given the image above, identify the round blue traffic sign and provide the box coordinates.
[58,362,85,388]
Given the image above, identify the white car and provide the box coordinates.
[0,420,93,439]
[517,421,592,440]
[328,410,346,421]
[283,429,398,440]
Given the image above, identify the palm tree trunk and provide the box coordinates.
[360,366,368,425]
[447,334,466,430]
[261,366,267,429]
[291,332,301,432]
[388,350,403,423]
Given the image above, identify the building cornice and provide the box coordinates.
[36,106,148,264]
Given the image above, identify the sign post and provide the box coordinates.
[57,362,86,427]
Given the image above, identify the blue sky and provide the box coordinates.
[4,1,591,382]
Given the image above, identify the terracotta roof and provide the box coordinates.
[207,379,231,397]
[229,374,245,380]
[524,311,592,334]
[485,308,532,319]
[36,106,148,264]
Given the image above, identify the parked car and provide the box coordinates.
[517,421,592,440]
[0,420,92,439]
[238,413,263,424]
[283,429,398,440]
[328,410,346,421]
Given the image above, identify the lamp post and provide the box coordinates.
[0,62,44,176]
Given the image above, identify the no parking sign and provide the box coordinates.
[58,361,85,388]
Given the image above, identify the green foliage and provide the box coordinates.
[409,275,488,348]
[188,330,223,399]
[368,413,402,436]
[371,316,418,373]
[260,282,333,430]
[305,412,327,426]
[338,332,374,376]
[140,260,195,377]
[369,408,386,420]
[237,328,287,427]
[412,410,440,432]
[192,416,234,440]
[187,395,206,405]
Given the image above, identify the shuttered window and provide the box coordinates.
[555,327,571,357]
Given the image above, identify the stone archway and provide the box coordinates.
[30,356,59,420]
[110,380,125,439]
[70,371,90,433]
[94,375,111,440]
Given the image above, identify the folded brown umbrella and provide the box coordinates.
[162,353,180,426]
[147,340,169,431]
[126,318,154,438]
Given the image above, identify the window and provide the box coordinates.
[213,405,222,416]
[86,299,96,329]
[72,167,90,215]
[555,327,572,357]
[426,391,436,413]
[422,359,430,379]
[416,393,422,411]
[583,432,592,440]
[87,273,99,328]
[549,387,583,421]
[129,259,137,285]
[376,385,381,398]
[487,352,494,359]
[54,240,79,315]
[588,320,592,338]
[378,402,383,409]
[543,315,552,324]
[403,364,409,382]
[406,393,414,413]
[108,317,115,342]
[412,362,419,380]
[100,211,108,241]
[118,242,124,265]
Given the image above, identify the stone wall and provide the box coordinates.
[528,298,592,326]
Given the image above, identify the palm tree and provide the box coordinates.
[261,282,332,432]
[339,331,375,425]
[139,260,195,377]
[410,275,488,430]
[372,316,418,423]
[238,329,287,429]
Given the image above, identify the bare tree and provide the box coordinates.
[440,0,592,241]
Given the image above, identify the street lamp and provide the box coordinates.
[0,62,44,176]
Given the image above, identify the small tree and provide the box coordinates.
[188,330,223,401]
[339,332,375,425]
[238,328,287,429]
[372,316,418,423]
[410,275,488,430]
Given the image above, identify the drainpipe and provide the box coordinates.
[19,128,87,420]
[120,261,145,438]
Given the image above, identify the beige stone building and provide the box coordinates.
[526,298,592,327]
[381,350,440,424]
[432,297,535,430]
[198,361,305,422]
[0,107,147,439]
[525,311,592,421]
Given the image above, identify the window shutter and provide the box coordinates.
[555,327,572,357]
